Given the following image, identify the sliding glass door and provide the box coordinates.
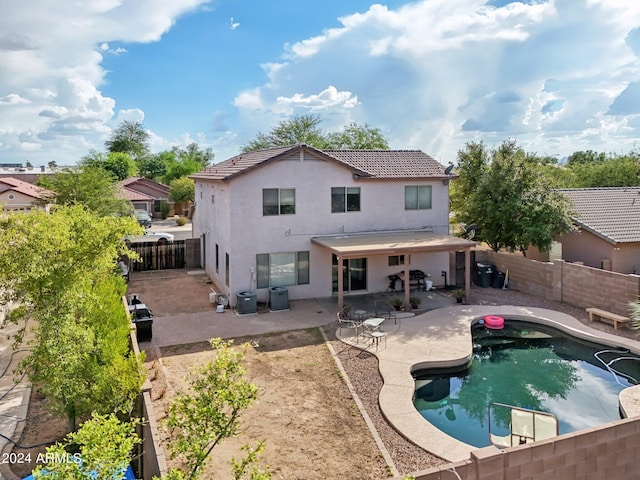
[332,255,367,292]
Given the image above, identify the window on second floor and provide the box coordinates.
[263,188,295,216]
[405,185,432,210]
[331,187,361,213]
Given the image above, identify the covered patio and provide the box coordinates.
[311,230,476,311]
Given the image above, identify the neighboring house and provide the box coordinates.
[116,177,170,216]
[191,144,475,308]
[557,188,640,274]
[0,177,54,213]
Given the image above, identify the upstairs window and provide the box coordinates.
[263,188,295,215]
[405,186,432,210]
[331,187,361,213]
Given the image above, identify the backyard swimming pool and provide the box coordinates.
[413,320,640,448]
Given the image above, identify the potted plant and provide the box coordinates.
[390,297,404,311]
[410,297,422,309]
[453,289,465,304]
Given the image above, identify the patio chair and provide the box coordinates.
[337,306,362,338]
[374,299,397,324]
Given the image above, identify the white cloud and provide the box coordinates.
[230,17,240,30]
[0,0,210,165]
[275,86,358,114]
[234,0,640,161]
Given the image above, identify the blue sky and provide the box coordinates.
[2,0,640,167]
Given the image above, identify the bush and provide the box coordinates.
[175,216,188,226]
[160,200,170,219]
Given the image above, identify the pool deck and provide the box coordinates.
[337,305,640,462]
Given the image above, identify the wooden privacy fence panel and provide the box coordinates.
[128,240,186,271]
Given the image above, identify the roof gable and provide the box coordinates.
[561,187,640,243]
[0,177,53,200]
[191,144,449,182]
[118,177,169,195]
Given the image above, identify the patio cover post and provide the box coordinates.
[337,255,344,310]
[403,260,411,311]
[465,247,471,299]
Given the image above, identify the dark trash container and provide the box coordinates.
[128,303,153,342]
[236,290,257,315]
[492,271,505,288]
[269,286,289,311]
[475,263,494,288]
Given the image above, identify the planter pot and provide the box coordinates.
[456,298,463,304]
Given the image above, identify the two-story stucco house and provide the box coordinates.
[191,144,475,309]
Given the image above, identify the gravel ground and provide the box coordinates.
[324,286,639,477]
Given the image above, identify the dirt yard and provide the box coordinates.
[147,331,391,479]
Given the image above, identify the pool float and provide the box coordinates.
[484,315,505,330]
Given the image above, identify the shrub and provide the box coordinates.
[176,216,188,226]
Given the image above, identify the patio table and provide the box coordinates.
[362,317,385,332]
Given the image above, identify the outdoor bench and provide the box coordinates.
[586,307,631,330]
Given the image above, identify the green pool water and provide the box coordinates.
[413,320,640,448]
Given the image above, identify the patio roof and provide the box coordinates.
[311,230,476,258]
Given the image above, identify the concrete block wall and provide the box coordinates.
[561,262,640,316]
[475,250,640,316]
[405,416,640,480]
[475,250,561,301]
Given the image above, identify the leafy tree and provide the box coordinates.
[165,338,264,480]
[105,120,150,160]
[0,206,145,429]
[38,166,133,217]
[81,151,138,181]
[161,153,203,185]
[32,413,140,480]
[566,150,608,165]
[452,140,574,254]
[169,176,195,203]
[138,153,168,181]
[242,115,390,152]
[243,114,329,152]
[327,122,389,150]
[172,143,214,168]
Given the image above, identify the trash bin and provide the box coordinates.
[475,263,494,288]
[134,318,153,342]
[236,290,257,315]
[492,271,505,288]
[269,286,289,311]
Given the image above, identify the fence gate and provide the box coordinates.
[128,240,186,271]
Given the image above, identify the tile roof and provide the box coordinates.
[117,177,169,194]
[115,186,154,201]
[560,187,640,243]
[0,176,53,199]
[191,144,450,181]
[324,149,447,178]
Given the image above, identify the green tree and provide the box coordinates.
[327,122,389,150]
[165,338,263,480]
[138,153,169,181]
[169,176,195,203]
[81,151,138,181]
[242,115,390,152]
[32,413,140,480]
[38,166,132,217]
[172,143,214,168]
[243,114,329,152]
[162,153,203,185]
[452,140,574,254]
[105,120,150,160]
[0,206,144,429]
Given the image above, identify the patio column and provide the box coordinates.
[465,247,471,300]
[403,259,411,311]
[337,255,344,310]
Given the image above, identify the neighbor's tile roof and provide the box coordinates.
[0,176,53,199]
[561,187,640,243]
[115,186,154,201]
[191,144,450,181]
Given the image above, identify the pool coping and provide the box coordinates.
[337,305,640,462]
